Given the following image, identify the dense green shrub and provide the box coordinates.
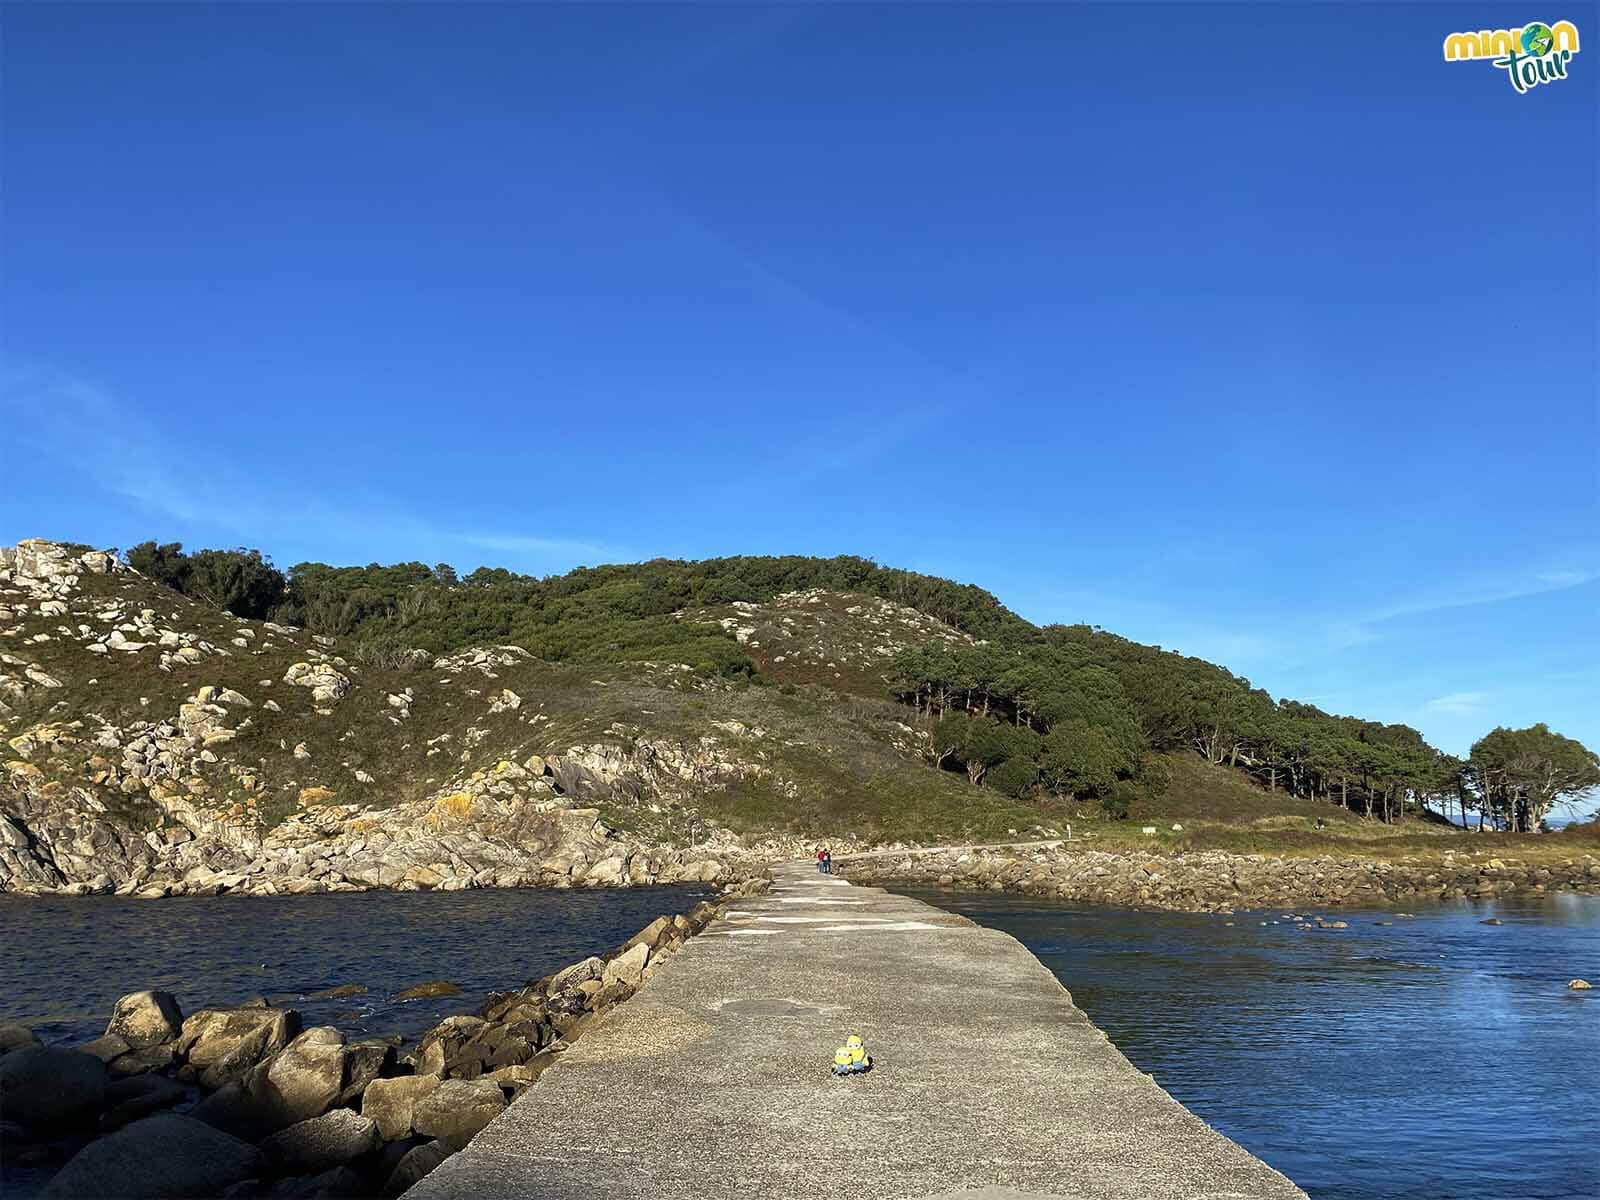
[126,542,285,619]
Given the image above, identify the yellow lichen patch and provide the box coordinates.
[5,760,42,779]
[299,785,337,807]
[424,791,475,828]
[8,724,80,759]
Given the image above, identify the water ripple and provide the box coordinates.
[901,889,1600,1200]
[0,884,712,1046]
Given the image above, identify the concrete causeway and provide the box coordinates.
[407,863,1307,1200]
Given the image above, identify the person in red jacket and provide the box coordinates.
[816,847,827,874]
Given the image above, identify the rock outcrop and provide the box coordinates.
[261,1108,382,1174]
[1,540,763,898]
[0,1047,107,1134]
[410,1080,504,1150]
[178,1005,300,1090]
[40,1114,264,1200]
[105,990,183,1050]
[360,1074,441,1142]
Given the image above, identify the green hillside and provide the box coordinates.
[105,540,1597,839]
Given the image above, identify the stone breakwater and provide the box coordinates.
[841,845,1600,911]
[0,879,767,1200]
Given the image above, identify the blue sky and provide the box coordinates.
[2,3,1596,781]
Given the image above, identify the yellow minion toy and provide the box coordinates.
[830,1033,872,1077]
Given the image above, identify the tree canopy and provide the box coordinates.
[126,542,286,620]
[1468,724,1600,832]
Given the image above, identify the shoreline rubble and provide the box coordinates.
[839,845,1600,912]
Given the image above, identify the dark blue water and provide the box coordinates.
[7,886,1595,1198]
[903,888,1600,1200]
[0,884,711,1046]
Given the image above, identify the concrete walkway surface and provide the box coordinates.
[406,863,1307,1200]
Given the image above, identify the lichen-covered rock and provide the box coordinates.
[106,989,184,1049]
[99,1073,187,1131]
[584,854,629,886]
[41,1113,263,1199]
[0,565,760,899]
[410,1078,505,1150]
[600,942,649,991]
[0,1046,106,1133]
[622,915,674,953]
[260,1107,382,1173]
[179,1005,300,1089]
[409,1016,486,1077]
[255,1027,348,1125]
[383,1140,451,1196]
[0,1019,40,1057]
[394,980,460,1001]
[336,1039,395,1106]
[189,1079,282,1142]
[361,1073,442,1141]
[283,662,350,705]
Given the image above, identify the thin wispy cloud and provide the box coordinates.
[1,365,623,574]
[663,209,979,489]
[1535,569,1592,588]
[1423,691,1491,715]
[1327,560,1600,649]
[2,367,212,526]
[0,364,372,541]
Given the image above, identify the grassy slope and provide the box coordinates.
[4,570,1058,847]
[15,560,1588,857]
[676,592,1355,844]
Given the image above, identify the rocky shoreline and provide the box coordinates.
[0,878,767,1199]
[2,815,757,901]
[840,845,1600,912]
